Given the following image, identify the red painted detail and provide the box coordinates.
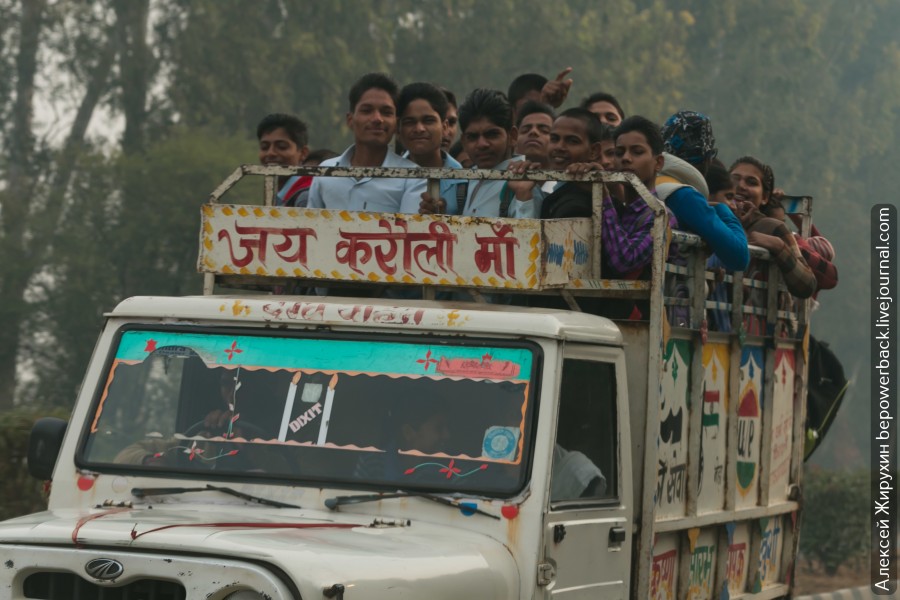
[436,356,520,379]
[224,341,242,361]
[474,222,518,278]
[218,225,317,268]
[131,521,361,541]
[439,459,461,479]
[144,339,157,352]
[500,505,519,520]
[71,507,131,546]
[416,349,438,371]
[77,475,95,491]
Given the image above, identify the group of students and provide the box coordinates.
[256,70,837,327]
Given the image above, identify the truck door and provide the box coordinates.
[541,347,633,599]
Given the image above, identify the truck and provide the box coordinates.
[1,164,812,599]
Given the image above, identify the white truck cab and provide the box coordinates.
[2,165,811,600]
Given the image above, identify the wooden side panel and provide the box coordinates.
[697,344,729,514]
[752,516,785,592]
[198,204,594,290]
[735,347,764,510]
[540,218,594,286]
[686,528,718,600]
[651,533,680,600]
[657,339,692,519]
[767,349,795,504]
[725,523,752,595]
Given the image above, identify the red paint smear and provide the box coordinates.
[500,505,519,520]
[131,521,361,541]
[72,507,131,545]
[77,475,95,491]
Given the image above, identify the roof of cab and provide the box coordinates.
[108,295,624,345]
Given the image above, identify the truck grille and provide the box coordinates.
[24,572,186,600]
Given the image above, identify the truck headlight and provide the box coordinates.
[224,592,266,600]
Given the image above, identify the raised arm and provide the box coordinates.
[666,187,750,271]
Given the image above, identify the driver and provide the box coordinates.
[113,369,281,470]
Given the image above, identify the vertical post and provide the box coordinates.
[427,178,441,212]
[591,181,604,279]
[636,174,669,600]
[264,174,277,207]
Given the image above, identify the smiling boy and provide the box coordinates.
[396,82,463,212]
[257,113,310,207]
[534,108,604,218]
[307,72,424,213]
[420,88,539,217]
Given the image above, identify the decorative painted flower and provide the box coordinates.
[440,459,461,479]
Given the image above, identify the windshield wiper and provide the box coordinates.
[324,491,499,520]
[131,484,300,509]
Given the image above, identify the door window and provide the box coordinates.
[551,359,618,504]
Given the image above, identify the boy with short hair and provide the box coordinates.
[307,72,424,213]
[508,68,574,118]
[514,101,555,168]
[420,88,539,218]
[396,82,463,211]
[538,107,604,218]
[256,113,310,207]
[603,115,674,277]
[580,91,625,127]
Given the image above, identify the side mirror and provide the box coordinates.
[28,417,67,480]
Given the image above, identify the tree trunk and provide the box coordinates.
[113,0,150,155]
[0,3,117,410]
[0,0,46,410]
[112,0,152,294]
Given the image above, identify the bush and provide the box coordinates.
[799,467,869,574]
[0,408,68,521]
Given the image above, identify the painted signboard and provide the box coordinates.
[768,349,795,503]
[725,522,751,596]
[735,346,764,509]
[698,343,729,514]
[650,534,680,600]
[656,339,691,519]
[686,528,717,600]
[198,205,593,289]
[753,516,784,591]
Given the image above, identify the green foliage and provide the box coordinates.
[0,408,68,521]
[19,128,254,408]
[799,468,869,575]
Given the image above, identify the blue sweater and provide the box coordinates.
[666,187,750,271]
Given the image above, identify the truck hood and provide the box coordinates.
[0,504,518,597]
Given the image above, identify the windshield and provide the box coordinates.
[80,327,538,496]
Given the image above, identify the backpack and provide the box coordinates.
[804,336,850,461]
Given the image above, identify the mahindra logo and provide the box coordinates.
[84,558,124,581]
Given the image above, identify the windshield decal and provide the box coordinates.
[436,354,520,379]
[404,459,488,479]
[482,426,520,461]
[118,330,530,377]
[84,329,536,496]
